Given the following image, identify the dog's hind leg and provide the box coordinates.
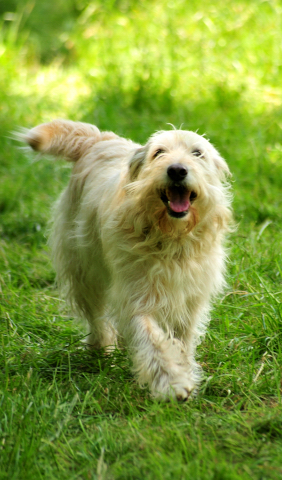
[85,312,117,352]
[125,315,198,401]
[68,283,117,351]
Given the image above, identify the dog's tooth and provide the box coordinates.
[168,201,171,206]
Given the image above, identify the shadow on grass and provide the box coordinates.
[37,345,133,383]
[252,415,282,439]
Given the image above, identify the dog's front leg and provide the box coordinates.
[125,315,197,401]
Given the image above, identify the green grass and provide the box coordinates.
[1,0,282,478]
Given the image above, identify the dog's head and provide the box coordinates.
[127,129,231,234]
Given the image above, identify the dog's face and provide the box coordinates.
[128,130,230,232]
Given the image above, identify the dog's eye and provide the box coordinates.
[153,149,165,159]
[192,150,203,157]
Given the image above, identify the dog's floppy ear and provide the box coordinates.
[129,146,147,180]
[213,151,231,179]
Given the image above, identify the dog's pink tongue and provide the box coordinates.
[169,191,190,213]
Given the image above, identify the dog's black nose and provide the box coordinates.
[167,163,188,181]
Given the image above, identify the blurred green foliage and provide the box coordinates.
[1,0,282,226]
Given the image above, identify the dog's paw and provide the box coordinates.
[151,370,197,402]
[84,328,117,353]
[171,382,194,402]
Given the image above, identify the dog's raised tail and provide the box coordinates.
[22,119,118,162]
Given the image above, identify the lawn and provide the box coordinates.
[1,0,282,478]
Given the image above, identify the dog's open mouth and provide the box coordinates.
[160,185,197,218]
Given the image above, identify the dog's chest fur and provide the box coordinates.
[103,224,224,331]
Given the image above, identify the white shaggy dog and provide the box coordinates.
[23,119,232,401]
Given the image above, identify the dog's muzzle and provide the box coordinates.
[160,163,197,218]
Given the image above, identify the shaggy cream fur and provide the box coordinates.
[24,119,232,401]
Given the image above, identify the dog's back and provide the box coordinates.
[23,120,137,350]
